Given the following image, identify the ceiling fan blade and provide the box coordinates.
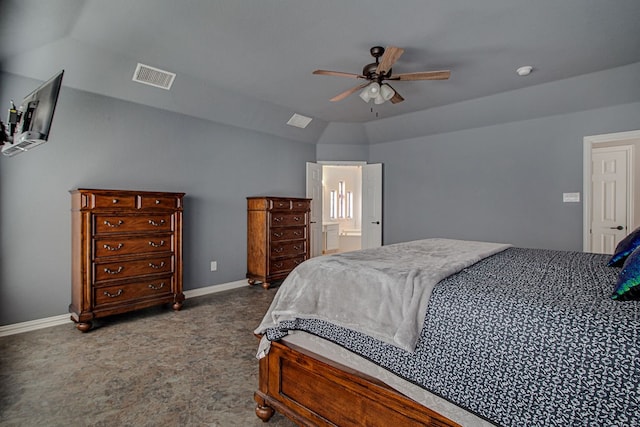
[330,82,371,102]
[385,84,405,104]
[376,46,404,75]
[392,70,451,81]
[313,70,365,79]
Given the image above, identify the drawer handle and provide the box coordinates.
[274,247,284,253]
[149,261,166,269]
[148,282,165,290]
[273,217,283,223]
[293,245,302,251]
[293,216,301,221]
[103,289,123,298]
[104,220,124,228]
[148,219,166,227]
[148,240,165,248]
[273,232,283,238]
[103,243,124,251]
[274,262,284,268]
[293,231,302,236]
[112,199,119,204]
[155,199,161,204]
[293,259,303,265]
[104,266,124,275]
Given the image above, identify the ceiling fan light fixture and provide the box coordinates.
[367,82,381,96]
[314,45,449,105]
[380,84,395,101]
[359,87,373,102]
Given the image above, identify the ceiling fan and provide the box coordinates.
[313,46,450,105]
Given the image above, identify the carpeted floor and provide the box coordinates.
[0,285,297,427]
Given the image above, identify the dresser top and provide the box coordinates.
[246,196,310,200]
[71,188,185,197]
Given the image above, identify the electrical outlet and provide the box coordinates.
[210,261,217,271]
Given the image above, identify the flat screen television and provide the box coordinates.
[2,70,64,156]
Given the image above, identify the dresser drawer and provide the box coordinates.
[94,276,173,307]
[270,241,307,258]
[94,214,173,234]
[94,256,173,282]
[93,234,173,258]
[267,198,311,211]
[270,227,306,242]
[139,195,180,210]
[290,199,311,211]
[92,193,137,209]
[270,213,307,227]
[269,256,306,274]
[270,199,292,210]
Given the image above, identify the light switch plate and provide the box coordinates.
[563,192,580,203]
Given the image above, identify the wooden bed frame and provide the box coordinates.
[254,337,460,427]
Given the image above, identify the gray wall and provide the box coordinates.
[3,63,640,326]
[370,101,640,250]
[0,72,315,325]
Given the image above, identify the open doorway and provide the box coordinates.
[306,162,382,257]
[322,164,363,254]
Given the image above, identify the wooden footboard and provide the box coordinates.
[254,338,460,427]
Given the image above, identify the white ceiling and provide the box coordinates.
[2,0,640,142]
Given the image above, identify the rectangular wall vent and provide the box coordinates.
[132,63,176,90]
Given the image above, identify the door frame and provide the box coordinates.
[583,130,639,251]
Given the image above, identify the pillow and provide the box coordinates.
[611,245,640,301]
[608,226,640,267]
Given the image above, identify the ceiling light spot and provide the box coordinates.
[516,66,533,76]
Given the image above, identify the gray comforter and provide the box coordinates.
[256,238,510,353]
[258,246,640,426]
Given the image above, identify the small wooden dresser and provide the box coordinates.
[69,189,185,332]
[247,197,311,289]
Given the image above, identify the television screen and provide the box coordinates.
[2,70,64,156]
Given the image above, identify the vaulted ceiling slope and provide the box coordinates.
[2,0,640,144]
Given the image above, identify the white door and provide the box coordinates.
[362,163,383,249]
[306,162,323,257]
[590,147,629,254]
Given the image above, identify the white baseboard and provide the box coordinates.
[0,314,72,337]
[0,279,248,337]
[183,279,246,298]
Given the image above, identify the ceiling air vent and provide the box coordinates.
[132,63,176,90]
[286,113,312,129]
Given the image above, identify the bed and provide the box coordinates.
[253,238,640,426]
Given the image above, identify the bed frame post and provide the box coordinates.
[255,351,275,421]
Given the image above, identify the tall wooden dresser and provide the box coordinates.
[247,197,311,289]
[69,189,185,332]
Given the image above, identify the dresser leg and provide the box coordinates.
[261,282,271,290]
[172,301,183,311]
[248,279,256,285]
[76,322,92,332]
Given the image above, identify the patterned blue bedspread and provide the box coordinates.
[265,248,640,426]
